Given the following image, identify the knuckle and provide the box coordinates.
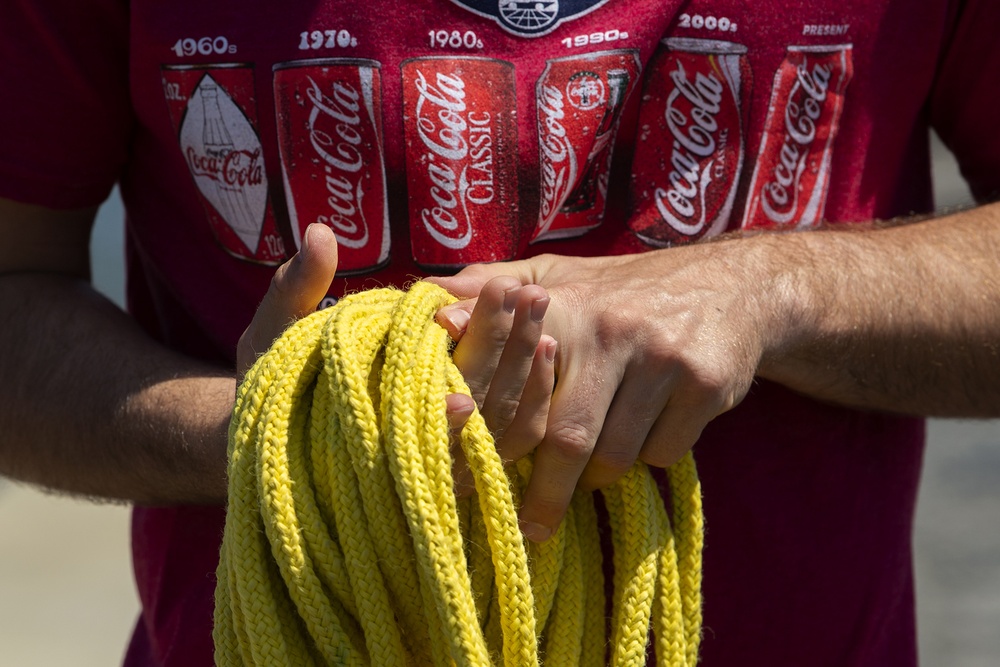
[268,263,294,298]
[546,422,595,463]
[483,396,519,435]
[645,337,682,369]
[592,307,632,342]
[524,493,569,521]
[589,445,638,477]
[685,367,732,413]
[499,415,546,456]
[478,321,514,347]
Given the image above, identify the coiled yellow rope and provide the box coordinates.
[214,281,704,666]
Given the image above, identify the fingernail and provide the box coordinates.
[503,288,520,313]
[440,307,471,334]
[530,296,549,323]
[544,339,557,364]
[519,520,553,543]
[302,223,313,252]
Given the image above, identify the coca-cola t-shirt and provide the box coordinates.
[2,0,999,665]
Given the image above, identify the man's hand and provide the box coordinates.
[431,241,779,541]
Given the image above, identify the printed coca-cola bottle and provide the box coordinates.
[161,64,286,264]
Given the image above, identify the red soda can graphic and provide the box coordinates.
[401,56,519,269]
[273,58,390,274]
[534,49,641,243]
[740,44,853,230]
[161,64,286,265]
[629,38,751,247]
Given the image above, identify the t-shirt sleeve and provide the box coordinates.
[929,0,1000,204]
[0,0,133,209]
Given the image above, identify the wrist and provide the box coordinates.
[734,230,828,384]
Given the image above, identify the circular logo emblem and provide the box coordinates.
[566,71,605,110]
[499,0,559,31]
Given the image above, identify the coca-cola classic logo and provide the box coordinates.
[303,76,370,248]
[759,59,833,225]
[413,69,496,249]
[537,84,577,225]
[654,61,728,236]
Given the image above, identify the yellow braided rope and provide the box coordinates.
[214,281,705,666]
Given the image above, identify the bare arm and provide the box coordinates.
[0,199,235,504]
[433,201,1000,540]
[759,203,1000,415]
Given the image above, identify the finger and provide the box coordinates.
[494,335,556,464]
[480,285,549,440]
[518,359,621,542]
[638,384,727,469]
[450,276,523,407]
[436,297,476,341]
[577,365,675,490]
[236,223,338,377]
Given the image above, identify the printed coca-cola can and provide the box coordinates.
[273,58,390,274]
[533,49,641,243]
[628,37,750,247]
[161,64,287,265]
[740,44,854,230]
[401,56,519,269]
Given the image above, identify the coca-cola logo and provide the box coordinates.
[759,59,832,225]
[187,146,264,188]
[413,68,497,250]
[303,76,371,249]
[653,61,729,236]
[537,83,577,229]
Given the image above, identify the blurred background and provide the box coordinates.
[1,134,997,665]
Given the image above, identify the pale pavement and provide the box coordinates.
[0,135,996,666]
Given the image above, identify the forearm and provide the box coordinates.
[757,201,1000,416]
[0,273,235,504]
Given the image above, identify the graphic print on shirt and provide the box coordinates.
[740,44,853,230]
[625,4,856,247]
[449,0,612,37]
[161,64,287,265]
[273,58,390,274]
[534,49,640,242]
[401,56,519,269]
[628,37,751,247]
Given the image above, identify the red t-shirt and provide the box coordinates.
[2,1,999,665]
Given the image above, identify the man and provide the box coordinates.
[1,0,997,665]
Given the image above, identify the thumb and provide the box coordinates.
[237,223,338,377]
